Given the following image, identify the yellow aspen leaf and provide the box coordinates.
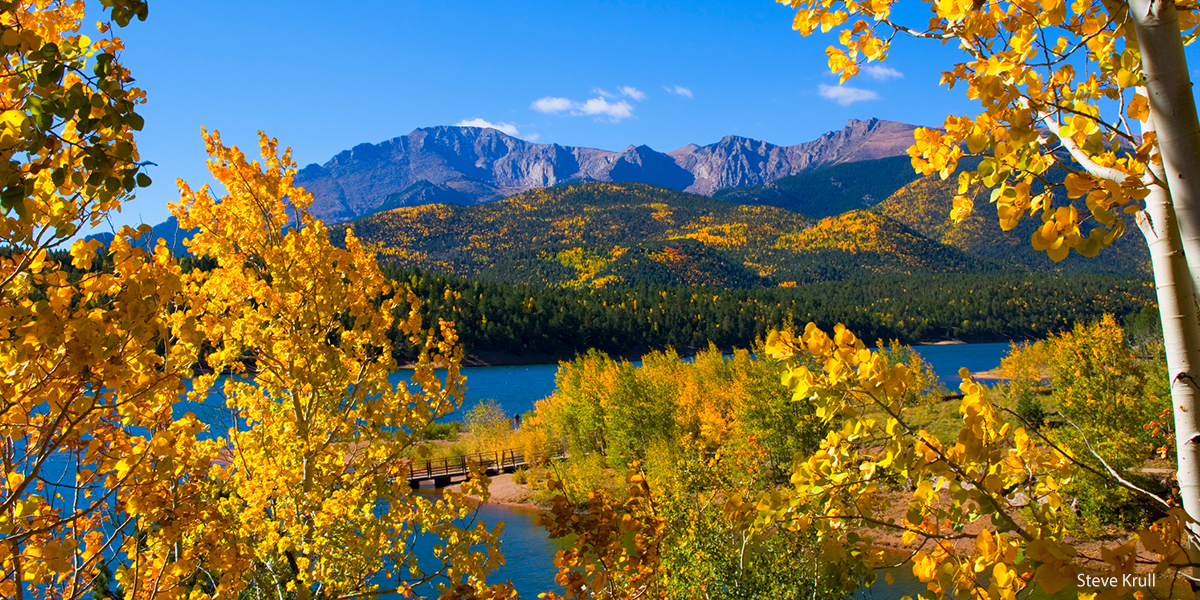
[1034,562,1072,594]
[913,552,939,581]
[1128,93,1150,121]
[1180,8,1198,30]
[1064,172,1095,198]
[13,498,39,518]
[975,528,997,557]
[821,10,848,32]
[1046,242,1071,261]
[794,9,819,34]
[1137,527,1166,554]
[1116,68,1140,88]
[967,132,990,153]
[951,195,974,222]
[992,561,1014,587]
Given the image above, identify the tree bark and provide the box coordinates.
[1137,111,1200,548]
[1129,0,1200,297]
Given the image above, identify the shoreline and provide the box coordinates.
[451,473,546,511]
[969,368,1005,380]
[401,338,1017,369]
[399,345,721,369]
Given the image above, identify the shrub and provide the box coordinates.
[423,421,463,440]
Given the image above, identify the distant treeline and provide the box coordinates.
[26,249,1154,364]
[383,267,1154,361]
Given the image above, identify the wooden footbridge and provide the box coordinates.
[407,448,566,488]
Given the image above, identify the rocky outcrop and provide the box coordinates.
[669,119,920,195]
[294,118,921,223]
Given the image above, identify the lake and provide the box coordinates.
[400,341,1017,425]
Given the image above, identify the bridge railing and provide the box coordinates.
[408,446,566,481]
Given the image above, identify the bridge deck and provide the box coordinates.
[407,448,564,487]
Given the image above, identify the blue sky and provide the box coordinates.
[93,0,1185,231]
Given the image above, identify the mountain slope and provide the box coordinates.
[669,119,920,195]
[296,119,921,224]
[712,155,924,218]
[335,182,1000,288]
[875,175,1150,274]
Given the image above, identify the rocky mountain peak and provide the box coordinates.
[294,119,922,224]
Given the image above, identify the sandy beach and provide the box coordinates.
[454,473,543,509]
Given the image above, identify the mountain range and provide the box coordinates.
[93,118,1150,288]
[331,175,1149,287]
[294,118,920,223]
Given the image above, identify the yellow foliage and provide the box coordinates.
[776,0,1168,262]
[670,223,749,247]
[155,131,511,597]
[776,210,955,271]
[746,323,1187,599]
[0,3,195,597]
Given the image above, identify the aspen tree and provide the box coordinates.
[159,130,511,600]
[750,0,1200,595]
[0,2,179,599]
[0,2,510,598]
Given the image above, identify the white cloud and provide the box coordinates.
[592,87,615,98]
[619,86,646,101]
[523,132,541,142]
[454,118,521,137]
[863,65,904,80]
[664,85,693,98]
[574,97,634,121]
[818,83,880,106]
[531,97,573,113]
[530,94,635,122]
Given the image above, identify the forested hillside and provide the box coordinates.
[384,267,1153,361]
[712,155,923,218]
[337,182,999,287]
[875,174,1151,274]
[107,159,1152,283]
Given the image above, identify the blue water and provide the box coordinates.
[475,503,564,594]
[380,494,564,598]
[181,342,1012,435]
[402,342,1016,426]
[389,364,561,424]
[912,341,1013,386]
[179,364,564,437]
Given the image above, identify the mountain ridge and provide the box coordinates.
[295,118,922,223]
[332,181,1003,288]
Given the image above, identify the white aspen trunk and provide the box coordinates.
[1139,112,1200,551]
[1129,0,1200,297]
